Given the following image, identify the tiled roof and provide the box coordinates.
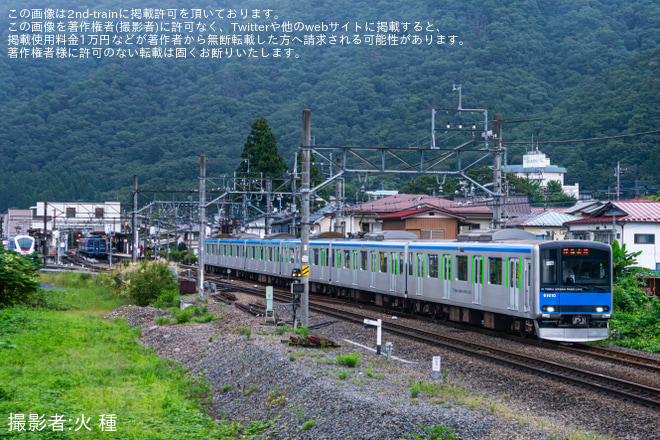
[508,210,580,227]
[565,201,660,224]
[612,201,660,222]
[451,205,493,215]
[345,194,455,214]
[346,194,532,219]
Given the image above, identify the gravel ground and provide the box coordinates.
[106,296,659,440]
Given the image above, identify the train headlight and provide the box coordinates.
[542,306,555,313]
[596,307,604,313]
[595,306,609,313]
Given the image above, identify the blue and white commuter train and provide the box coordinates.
[6,235,36,255]
[204,230,612,343]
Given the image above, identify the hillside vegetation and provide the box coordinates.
[1,0,659,210]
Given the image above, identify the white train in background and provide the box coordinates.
[6,235,36,255]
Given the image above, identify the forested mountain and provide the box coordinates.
[1,0,659,210]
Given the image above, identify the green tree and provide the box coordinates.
[236,117,287,178]
[546,180,577,207]
[612,240,642,280]
[0,244,42,307]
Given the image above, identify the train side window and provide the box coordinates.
[409,252,414,276]
[344,250,351,269]
[416,253,426,278]
[313,248,319,265]
[380,252,388,273]
[390,252,398,275]
[399,252,404,275]
[488,257,502,285]
[361,251,368,271]
[456,255,468,281]
[429,254,439,278]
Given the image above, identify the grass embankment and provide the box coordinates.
[0,272,249,439]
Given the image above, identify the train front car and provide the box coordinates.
[536,241,612,343]
[8,235,36,255]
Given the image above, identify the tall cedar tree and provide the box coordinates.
[236,117,287,178]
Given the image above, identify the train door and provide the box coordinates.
[389,252,397,291]
[508,258,520,311]
[415,253,425,296]
[442,255,452,299]
[272,247,277,275]
[472,256,483,304]
[322,248,328,281]
[370,251,377,288]
[353,251,358,285]
[523,259,532,312]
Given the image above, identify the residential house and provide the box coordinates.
[507,209,580,240]
[343,194,457,235]
[377,207,465,239]
[564,200,660,271]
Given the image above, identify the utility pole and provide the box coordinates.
[301,109,311,328]
[614,161,624,201]
[43,201,48,265]
[492,114,503,229]
[199,155,206,301]
[132,176,138,262]
[291,152,297,236]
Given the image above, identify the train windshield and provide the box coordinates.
[540,247,610,288]
[17,238,33,252]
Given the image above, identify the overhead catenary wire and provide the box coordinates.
[503,129,660,145]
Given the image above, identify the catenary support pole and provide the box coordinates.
[266,177,272,236]
[199,155,206,301]
[492,114,503,229]
[301,109,311,328]
[132,175,138,262]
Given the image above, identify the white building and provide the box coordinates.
[507,150,579,198]
[32,201,122,234]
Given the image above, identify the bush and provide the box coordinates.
[610,298,660,353]
[0,246,42,307]
[336,352,360,368]
[237,327,252,340]
[410,382,421,398]
[613,275,648,314]
[109,260,178,307]
[174,308,193,324]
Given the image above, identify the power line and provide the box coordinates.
[502,129,660,145]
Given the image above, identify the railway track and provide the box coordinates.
[199,274,660,410]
